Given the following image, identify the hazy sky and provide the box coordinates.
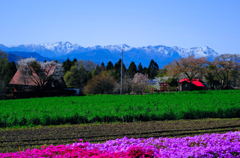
[0,0,239,54]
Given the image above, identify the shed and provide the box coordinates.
[179,78,206,91]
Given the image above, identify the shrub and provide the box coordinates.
[84,73,116,94]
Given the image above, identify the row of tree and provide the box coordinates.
[61,58,153,94]
[61,58,160,89]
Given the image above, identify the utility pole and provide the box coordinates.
[120,49,123,94]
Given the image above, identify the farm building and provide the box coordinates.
[179,78,206,91]
[9,65,67,92]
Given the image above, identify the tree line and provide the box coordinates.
[61,58,159,94]
[0,49,161,97]
[1,48,240,98]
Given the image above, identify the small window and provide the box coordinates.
[185,84,187,87]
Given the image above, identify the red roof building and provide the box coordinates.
[179,78,206,91]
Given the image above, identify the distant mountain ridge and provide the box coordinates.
[0,42,218,68]
[6,51,52,64]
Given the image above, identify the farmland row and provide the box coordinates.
[1,90,240,128]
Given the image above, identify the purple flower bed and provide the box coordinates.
[1,131,240,157]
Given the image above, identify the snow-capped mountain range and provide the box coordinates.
[0,41,218,68]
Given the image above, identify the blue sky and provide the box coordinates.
[0,0,239,54]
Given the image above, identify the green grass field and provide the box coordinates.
[0,90,240,128]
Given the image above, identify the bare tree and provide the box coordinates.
[17,58,64,90]
[202,64,219,90]
[165,55,208,90]
[114,76,133,94]
[209,54,240,89]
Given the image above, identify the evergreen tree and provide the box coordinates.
[87,71,93,81]
[114,59,126,71]
[128,61,137,78]
[106,61,113,71]
[0,50,9,96]
[100,62,105,71]
[62,57,73,73]
[5,62,17,82]
[44,60,47,62]
[143,67,149,76]
[138,63,143,74]
[77,66,88,87]
[148,59,159,79]
[111,59,127,82]
[93,65,102,76]
[73,58,77,64]
[0,51,11,82]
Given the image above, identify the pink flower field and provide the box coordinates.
[1,131,240,158]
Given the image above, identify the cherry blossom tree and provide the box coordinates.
[132,73,149,95]
[17,58,64,90]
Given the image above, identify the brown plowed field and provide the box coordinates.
[1,118,240,153]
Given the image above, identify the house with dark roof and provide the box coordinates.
[179,78,206,91]
[9,65,67,92]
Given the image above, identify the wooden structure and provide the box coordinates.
[179,78,206,91]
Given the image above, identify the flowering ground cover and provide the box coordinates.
[1,118,240,153]
[1,131,240,158]
[1,90,240,128]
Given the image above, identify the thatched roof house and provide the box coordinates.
[9,65,66,91]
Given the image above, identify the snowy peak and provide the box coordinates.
[0,42,218,59]
[37,41,81,53]
[97,44,131,52]
[173,46,218,58]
